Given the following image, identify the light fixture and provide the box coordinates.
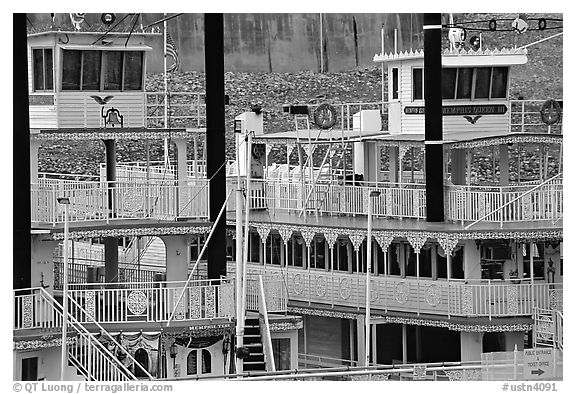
[170,342,178,358]
[57,197,70,205]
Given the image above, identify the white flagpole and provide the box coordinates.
[163,14,169,169]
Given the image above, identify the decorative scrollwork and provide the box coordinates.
[255,223,272,244]
[462,286,473,315]
[127,290,147,315]
[549,289,563,312]
[339,278,351,300]
[394,282,409,304]
[349,233,365,251]
[323,229,339,249]
[22,296,33,329]
[85,290,96,318]
[316,276,327,297]
[506,286,519,315]
[293,273,304,295]
[425,284,441,307]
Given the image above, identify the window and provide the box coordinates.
[266,233,282,265]
[310,237,326,269]
[412,68,423,100]
[61,49,144,91]
[186,351,197,375]
[442,68,457,99]
[456,67,474,99]
[392,68,399,100]
[187,350,211,375]
[490,67,509,98]
[33,48,53,91]
[272,338,291,370]
[441,67,509,100]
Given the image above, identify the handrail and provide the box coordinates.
[258,275,276,372]
[36,288,140,380]
[465,172,562,229]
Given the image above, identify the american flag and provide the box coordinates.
[166,32,180,73]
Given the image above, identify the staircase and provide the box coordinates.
[533,307,563,349]
[242,314,266,372]
[14,288,152,381]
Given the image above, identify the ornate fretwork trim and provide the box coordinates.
[14,336,77,350]
[269,320,304,331]
[49,225,211,240]
[31,129,204,141]
[289,307,532,332]
[243,221,562,247]
[446,135,561,150]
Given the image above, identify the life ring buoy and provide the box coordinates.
[488,19,497,31]
[540,99,562,125]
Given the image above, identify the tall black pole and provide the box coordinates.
[204,13,227,279]
[14,13,31,289]
[424,13,444,222]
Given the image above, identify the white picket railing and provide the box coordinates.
[228,264,561,319]
[13,288,141,381]
[231,178,562,224]
[31,180,209,224]
[67,279,235,324]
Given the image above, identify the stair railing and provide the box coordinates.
[257,275,276,372]
[36,288,140,381]
[554,310,563,350]
[465,172,563,229]
[60,288,155,380]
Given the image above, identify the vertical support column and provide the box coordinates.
[174,138,187,217]
[499,144,510,186]
[30,139,41,184]
[31,237,58,295]
[389,146,399,183]
[103,139,118,283]
[423,13,444,222]
[104,237,118,283]
[460,331,483,362]
[356,316,366,366]
[13,13,31,290]
[431,245,438,280]
[450,149,466,185]
[205,13,227,279]
[402,323,408,364]
[162,235,190,282]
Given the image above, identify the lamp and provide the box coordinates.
[170,342,178,358]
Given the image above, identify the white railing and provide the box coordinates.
[226,268,288,314]
[67,279,235,324]
[102,161,208,182]
[298,353,358,369]
[14,288,63,330]
[13,288,141,381]
[510,99,563,134]
[230,264,560,319]
[31,180,209,224]
[227,177,562,224]
[460,174,563,227]
[145,92,206,129]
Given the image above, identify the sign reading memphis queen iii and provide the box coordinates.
[404,104,508,116]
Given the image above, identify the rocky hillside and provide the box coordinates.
[37,13,562,176]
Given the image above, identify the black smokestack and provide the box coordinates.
[204,13,227,278]
[423,13,444,222]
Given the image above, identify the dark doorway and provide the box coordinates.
[21,357,38,381]
[134,348,149,378]
[483,332,505,353]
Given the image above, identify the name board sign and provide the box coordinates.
[404,104,508,116]
[29,95,55,106]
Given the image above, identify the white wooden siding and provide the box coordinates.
[57,92,146,128]
[29,106,58,129]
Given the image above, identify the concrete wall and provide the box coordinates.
[27,13,423,73]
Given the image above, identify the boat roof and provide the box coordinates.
[373,47,528,66]
[27,30,161,38]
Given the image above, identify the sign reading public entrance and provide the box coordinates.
[404,104,508,116]
[523,348,555,380]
